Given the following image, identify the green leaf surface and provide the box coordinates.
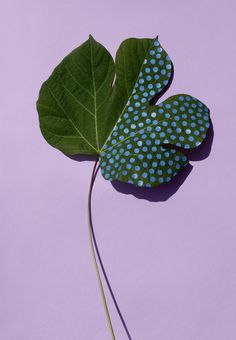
[37,35,115,154]
[37,35,210,187]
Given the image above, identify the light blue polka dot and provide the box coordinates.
[150,90,155,96]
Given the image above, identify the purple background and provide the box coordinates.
[1,0,236,339]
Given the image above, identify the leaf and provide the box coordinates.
[37,35,210,187]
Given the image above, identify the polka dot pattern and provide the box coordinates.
[99,38,210,187]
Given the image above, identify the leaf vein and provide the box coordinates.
[63,85,95,117]
[46,83,97,152]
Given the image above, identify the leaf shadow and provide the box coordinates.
[111,164,193,202]
[66,154,97,162]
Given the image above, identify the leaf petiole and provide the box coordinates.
[88,159,115,340]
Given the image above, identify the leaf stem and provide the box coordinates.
[88,159,115,340]
[89,159,132,340]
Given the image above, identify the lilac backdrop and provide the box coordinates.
[1,0,236,339]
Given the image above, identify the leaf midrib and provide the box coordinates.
[89,38,99,151]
